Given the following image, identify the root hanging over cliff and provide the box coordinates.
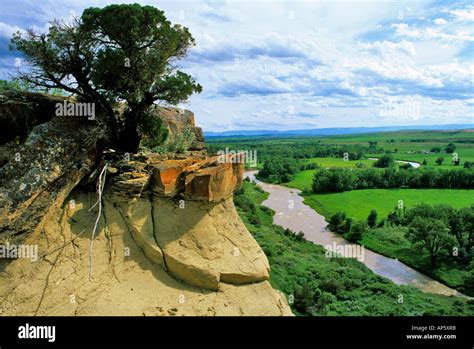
[88,163,108,281]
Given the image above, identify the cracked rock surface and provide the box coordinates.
[0,92,292,316]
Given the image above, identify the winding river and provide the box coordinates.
[245,171,463,297]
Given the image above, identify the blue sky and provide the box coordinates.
[0,0,473,131]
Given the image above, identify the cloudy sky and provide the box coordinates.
[0,0,473,131]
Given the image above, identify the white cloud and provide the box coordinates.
[450,8,474,21]
[391,23,421,38]
[0,0,473,131]
[0,22,23,39]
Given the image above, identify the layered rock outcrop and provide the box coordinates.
[107,153,270,291]
[0,91,292,316]
[152,106,206,151]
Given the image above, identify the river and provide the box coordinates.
[245,171,463,297]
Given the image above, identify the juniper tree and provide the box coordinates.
[10,4,202,152]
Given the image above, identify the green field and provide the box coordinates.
[304,157,375,168]
[302,189,474,221]
[326,130,474,167]
[285,158,379,191]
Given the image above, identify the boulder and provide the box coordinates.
[150,159,191,197]
[152,106,206,151]
[0,90,67,145]
[0,115,96,244]
[152,197,270,290]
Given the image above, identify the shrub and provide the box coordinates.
[367,209,378,228]
[346,220,367,242]
[445,142,456,154]
[328,212,347,233]
[373,154,395,168]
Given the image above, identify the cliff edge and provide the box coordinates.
[0,91,292,316]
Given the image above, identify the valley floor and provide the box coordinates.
[235,178,474,316]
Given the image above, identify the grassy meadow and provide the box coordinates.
[300,189,474,221]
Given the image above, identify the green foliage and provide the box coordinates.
[368,140,378,149]
[0,78,66,95]
[207,138,369,165]
[328,212,365,241]
[363,203,474,294]
[0,78,30,92]
[367,209,378,228]
[464,262,474,294]
[328,212,348,233]
[373,154,395,168]
[436,157,445,166]
[207,129,474,170]
[445,142,456,154]
[406,217,454,267]
[404,204,474,261]
[257,158,299,183]
[346,220,367,242]
[154,124,195,154]
[399,162,413,170]
[312,168,357,193]
[311,166,474,194]
[140,110,169,149]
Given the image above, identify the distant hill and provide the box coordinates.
[205,124,474,138]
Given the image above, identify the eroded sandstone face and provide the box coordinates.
[0,92,292,316]
[108,152,268,291]
[152,106,206,151]
[0,115,96,245]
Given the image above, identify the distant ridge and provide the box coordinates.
[205,124,474,138]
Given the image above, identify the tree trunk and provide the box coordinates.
[118,110,140,153]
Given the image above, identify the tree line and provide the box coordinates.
[328,203,474,294]
[312,167,474,193]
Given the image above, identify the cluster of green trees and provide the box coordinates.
[256,158,300,183]
[328,212,368,242]
[430,142,457,154]
[234,178,264,226]
[372,154,395,168]
[387,204,474,266]
[312,167,474,193]
[328,204,474,294]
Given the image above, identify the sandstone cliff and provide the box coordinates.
[0,92,292,316]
